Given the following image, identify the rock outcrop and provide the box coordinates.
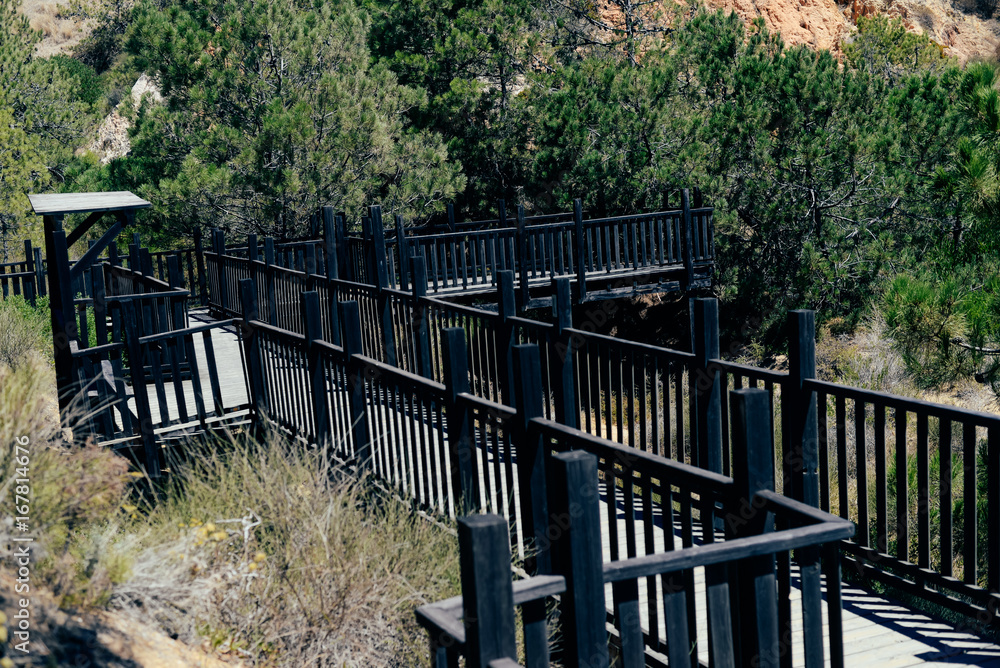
[86,74,163,165]
[708,0,999,62]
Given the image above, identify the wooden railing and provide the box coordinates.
[417,390,854,668]
[0,240,43,304]
[64,240,250,476]
[235,275,853,665]
[203,234,1000,634]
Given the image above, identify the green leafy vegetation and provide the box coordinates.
[3,0,999,390]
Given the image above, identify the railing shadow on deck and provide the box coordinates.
[46,192,1000,654]
[190,208,1000,644]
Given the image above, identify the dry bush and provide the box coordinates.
[0,352,138,611]
[0,298,48,371]
[111,431,460,666]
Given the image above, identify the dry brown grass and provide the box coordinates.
[18,0,88,56]
[110,431,461,666]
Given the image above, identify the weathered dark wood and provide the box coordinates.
[458,514,517,668]
[442,328,477,511]
[989,427,1000,593]
[574,198,586,301]
[681,189,695,288]
[396,215,409,291]
[785,310,818,507]
[301,291,330,448]
[496,271,516,405]
[194,228,207,306]
[730,388,779,668]
[917,411,929,569]
[122,299,160,477]
[342,300,372,467]
[411,256,434,380]
[216,230,229,314]
[511,344,549,575]
[551,277,576,429]
[692,297,722,473]
[34,247,45,297]
[323,206,339,281]
[548,450,607,667]
[516,206,529,309]
[47,222,77,416]
[964,423,978,585]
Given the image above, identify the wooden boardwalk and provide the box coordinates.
[167,311,1000,666]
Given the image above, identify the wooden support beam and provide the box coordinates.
[301,290,331,448]
[551,277,576,430]
[511,344,549,576]
[442,327,477,513]
[342,300,372,467]
[458,515,517,668]
[65,210,107,249]
[69,219,124,280]
[729,388,780,668]
[549,450,608,667]
[784,310,818,508]
[574,198,587,302]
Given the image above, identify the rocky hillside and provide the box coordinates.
[706,0,999,61]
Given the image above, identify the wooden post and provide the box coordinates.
[496,271,516,406]
[23,240,35,306]
[34,247,45,297]
[301,291,331,448]
[216,229,229,314]
[497,199,507,229]
[691,297,722,473]
[443,328,478,512]
[729,388,780,668]
[394,215,408,291]
[574,199,587,302]
[122,299,160,477]
[309,210,320,239]
[681,189,695,289]
[239,279,268,428]
[458,515,517,668]
[551,277,576,429]
[516,205,530,310]
[784,310,819,508]
[46,221,77,417]
[511,344,550,575]
[549,450,608,667]
[341,300,372,467]
[263,237,278,326]
[690,296,733,667]
[369,206,397,367]
[323,206,339,282]
[166,255,186,330]
[195,228,207,306]
[335,211,349,281]
[370,205,390,290]
[447,203,456,233]
[87,259,114,439]
[411,255,433,379]
[129,243,140,277]
[305,242,317,292]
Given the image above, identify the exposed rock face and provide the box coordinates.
[709,0,1000,62]
[714,0,853,52]
[86,74,164,165]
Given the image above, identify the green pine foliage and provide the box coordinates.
[110,0,464,240]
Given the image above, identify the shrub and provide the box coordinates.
[111,431,461,665]
[0,295,50,369]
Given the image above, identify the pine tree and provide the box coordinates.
[119,0,464,238]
